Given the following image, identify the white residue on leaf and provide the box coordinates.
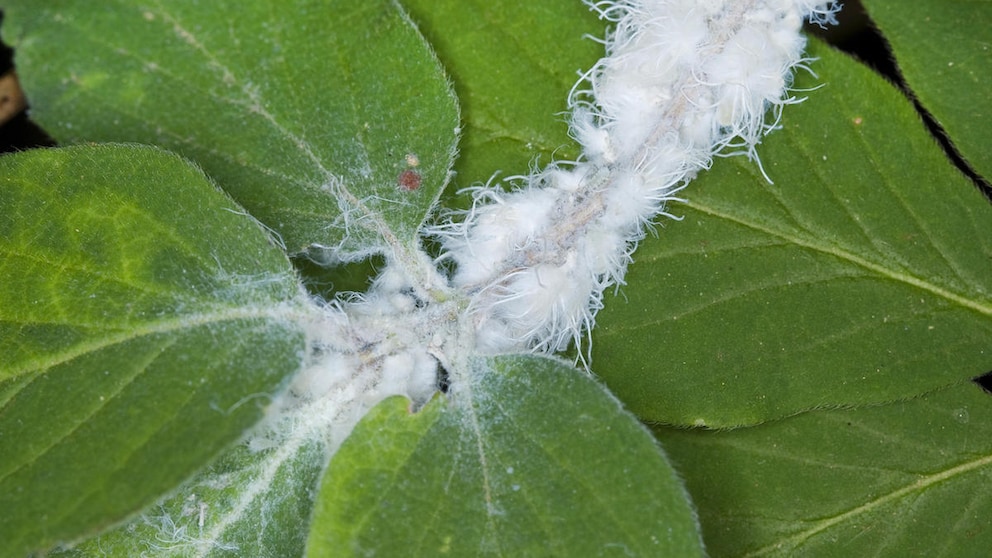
[251,264,445,455]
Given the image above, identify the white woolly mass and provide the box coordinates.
[249,266,442,453]
[259,0,840,448]
[437,0,839,356]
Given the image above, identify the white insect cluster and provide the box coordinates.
[434,0,840,357]
[259,0,841,478]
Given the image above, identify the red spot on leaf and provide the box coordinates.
[398,169,422,191]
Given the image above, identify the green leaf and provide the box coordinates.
[1,0,459,255]
[862,0,992,180]
[0,145,309,556]
[402,0,604,201]
[56,438,328,557]
[654,382,992,556]
[308,355,703,557]
[591,39,992,427]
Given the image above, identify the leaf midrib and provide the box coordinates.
[1,302,308,380]
[684,199,992,317]
[744,449,992,556]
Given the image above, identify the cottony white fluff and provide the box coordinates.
[249,264,442,453]
[262,0,839,431]
[437,0,839,356]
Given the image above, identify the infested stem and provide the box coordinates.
[434,0,840,357]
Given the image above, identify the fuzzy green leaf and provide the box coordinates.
[1,0,459,256]
[308,355,704,557]
[655,382,992,556]
[54,438,328,557]
[592,39,992,427]
[401,0,604,201]
[0,145,309,556]
[862,0,992,180]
